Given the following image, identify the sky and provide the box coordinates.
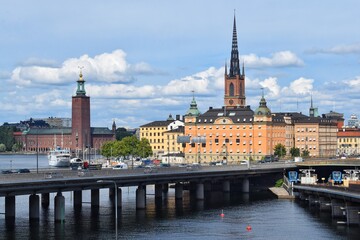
[1,0,360,129]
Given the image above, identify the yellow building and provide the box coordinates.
[139,114,184,158]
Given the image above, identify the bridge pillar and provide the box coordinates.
[155,184,163,199]
[345,205,360,225]
[136,186,146,209]
[109,187,115,198]
[41,193,50,208]
[91,189,100,207]
[242,178,249,193]
[204,182,212,192]
[331,199,345,219]
[73,190,82,208]
[162,183,169,194]
[223,180,230,192]
[196,183,204,200]
[54,192,65,222]
[116,188,122,209]
[29,194,40,221]
[175,183,183,200]
[5,196,15,221]
[319,197,331,211]
[308,195,318,207]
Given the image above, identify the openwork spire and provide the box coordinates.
[229,14,240,77]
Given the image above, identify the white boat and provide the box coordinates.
[48,147,71,167]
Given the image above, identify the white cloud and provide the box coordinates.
[87,84,158,99]
[259,77,281,96]
[344,76,360,89]
[243,51,304,68]
[287,77,314,95]
[161,67,224,95]
[10,49,154,87]
[308,43,360,54]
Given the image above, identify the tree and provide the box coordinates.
[115,127,134,141]
[290,147,300,157]
[0,126,15,151]
[0,143,6,152]
[100,141,116,159]
[12,142,22,152]
[137,138,153,158]
[274,143,286,158]
[121,136,140,158]
[302,149,310,158]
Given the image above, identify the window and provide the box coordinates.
[236,139,240,144]
[215,139,219,143]
[229,83,234,96]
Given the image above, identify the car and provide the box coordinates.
[160,163,171,168]
[112,163,128,170]
[16,168,30,173]
[240,160,248,165]
[1,170,13,174]
[186,163,201,171]
[178,163,188,168]
[144,166,158,174]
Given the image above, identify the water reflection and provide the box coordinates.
[1,187,359,239]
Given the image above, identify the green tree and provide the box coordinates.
[0,126,15,151]
[121,136,140,158]
[302,149,310,157]
[274,143,286,158]
[115,127,133,141]
[137,138,152,158]
[100,141,116,159]
[12,142,22,152]
[0,143,6,152]
[290,147,300,157]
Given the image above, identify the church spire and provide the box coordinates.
[76,66,86,96]
[229,13,240,77]
[224,60,227,75]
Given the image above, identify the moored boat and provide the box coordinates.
[48,147,71,167]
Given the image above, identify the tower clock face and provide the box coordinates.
[229,100,234,105]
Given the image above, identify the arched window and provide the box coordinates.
[229,83,234,96]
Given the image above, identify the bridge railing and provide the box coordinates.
[283,175,294,196]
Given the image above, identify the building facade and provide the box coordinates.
[337,128,360,156]
[139,114,184,158]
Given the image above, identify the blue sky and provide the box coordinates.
[1,0,360,128]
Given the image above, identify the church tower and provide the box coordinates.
[72,69,91,151]
[224,14,246,108]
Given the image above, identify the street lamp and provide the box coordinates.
[97,180,118,240]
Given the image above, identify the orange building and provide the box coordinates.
[182,15,338,164]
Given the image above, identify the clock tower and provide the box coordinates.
[224,15,246,108]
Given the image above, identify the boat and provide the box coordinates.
[70,157,84,170]
[48,146,71,167]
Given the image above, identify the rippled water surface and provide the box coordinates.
[0,155,359,239]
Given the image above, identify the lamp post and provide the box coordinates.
[36,129,39,174]
[97,180,118,240]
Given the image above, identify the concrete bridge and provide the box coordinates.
[0,163,295,222]
[293,184,360,226]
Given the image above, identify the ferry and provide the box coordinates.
[48,147,71,167]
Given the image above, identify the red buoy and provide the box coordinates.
[246,225,252,231]
[220,210,225,218]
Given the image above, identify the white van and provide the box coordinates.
[294,157,303,162]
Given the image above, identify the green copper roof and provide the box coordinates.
[255,94,271,116]
[185,96,201,117]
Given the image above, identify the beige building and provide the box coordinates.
[337,128,360,156]
[139,114,184,158]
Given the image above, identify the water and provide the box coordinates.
[0,155,359,239]
[0,154,49,170]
